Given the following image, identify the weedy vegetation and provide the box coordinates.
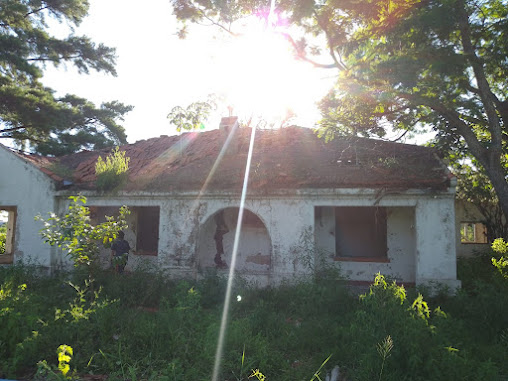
[0,256,506,380]
[95,147,130,192]
[1,198,507,379]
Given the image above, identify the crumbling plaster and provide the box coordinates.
[54,187,459,289]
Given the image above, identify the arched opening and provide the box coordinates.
[197,207,272,273]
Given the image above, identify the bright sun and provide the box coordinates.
[209,15,328,126]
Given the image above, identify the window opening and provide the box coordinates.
[0,207,17,264]
[335,207,387,258]
[135,206,160,255]
[460,222,488,244]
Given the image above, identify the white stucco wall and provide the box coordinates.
[0,146,56,268]
[0,143,460,290]
[196,207,272,272]
[73,188,459,289]
[415,196,461,291]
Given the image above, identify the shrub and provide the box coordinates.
[491,238,508,279]
[37,195,129,270]
[95,147,130,191]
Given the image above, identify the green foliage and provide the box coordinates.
[376,336,393,381]
[491,238,508,278]
[37,195,129,268]
[0,266,506,380]
[170,0,508,221]
[447,151,508,240]
[36,344,75,380]
[95,147,130,191]
[0,0,132,155]
[167,95,218,132]
[0,224,6,254]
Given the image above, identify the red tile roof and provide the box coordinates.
[22,127,452,192]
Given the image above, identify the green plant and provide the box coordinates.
[1,265,506,380]
[95,146,130,191]
[35,345,75,380]
[249,368,266,381]
[376,335,393,381]
[37,195,129,269]
[491,238,508,279]
[309,354,332,381]
[0,224,6,254]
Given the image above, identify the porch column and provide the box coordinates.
[415,196,461,292]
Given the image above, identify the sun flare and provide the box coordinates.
[209,16,326,126]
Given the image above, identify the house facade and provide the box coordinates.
[0,118,461,290]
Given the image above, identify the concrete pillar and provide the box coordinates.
[415,196,461,292]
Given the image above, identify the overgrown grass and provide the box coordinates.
[0,257,507,380]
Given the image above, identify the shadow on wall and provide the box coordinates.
[196,207,272,273]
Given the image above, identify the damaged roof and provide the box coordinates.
[19,126,452,193]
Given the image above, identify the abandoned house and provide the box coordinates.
[0,117,463,290]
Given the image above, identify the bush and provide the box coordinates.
[95,146,130,191]
[0,267,506,380]
[37,195,129,270]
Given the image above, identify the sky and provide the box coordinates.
[41,0,336,144]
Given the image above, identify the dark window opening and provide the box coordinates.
[134,207,160,255]
[335,207,387,259]
[89,205,160,256]
[0,207,17,264]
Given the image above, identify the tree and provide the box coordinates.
[170,0,508,229]
[451,153,507,240]
[0,0,132,155]
[167,95,218,132]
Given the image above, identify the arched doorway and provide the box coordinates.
[197,207,272,273]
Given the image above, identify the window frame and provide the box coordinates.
[0,206,17,264]
[460,222,488,244]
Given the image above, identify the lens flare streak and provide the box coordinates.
[211,123,257,381]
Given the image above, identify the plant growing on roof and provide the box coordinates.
[95,147,130,191]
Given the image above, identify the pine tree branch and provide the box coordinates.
[25,6,50,18]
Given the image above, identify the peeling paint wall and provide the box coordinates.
[196,207,272,273]
[0,146,56,268]
[415,196,460,290]
[69,190,459,288]
[0,148,460,289]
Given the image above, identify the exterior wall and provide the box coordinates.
[196,207,272,273]
[455,201,491,257]
[0,147,460,290]
[74,194,315,285]
[75,189,459,289]
[0,146,56,268]
[415,196,461,291]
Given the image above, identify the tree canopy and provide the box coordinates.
[171,0,508,229]
[0,0,132,155]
